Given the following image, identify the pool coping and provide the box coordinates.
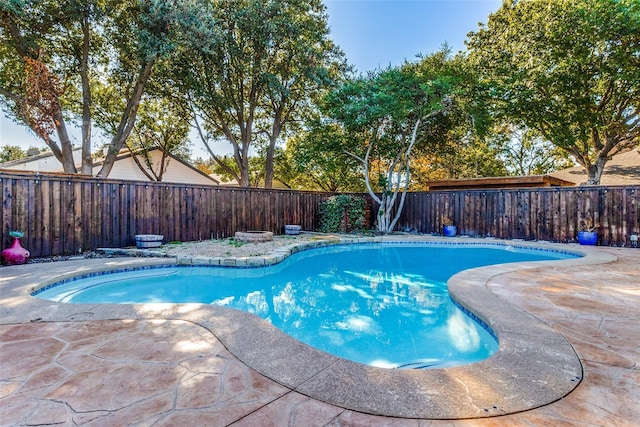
[0,235,617,419]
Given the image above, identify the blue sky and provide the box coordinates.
[325,0,501,72]
[0,0,501,154]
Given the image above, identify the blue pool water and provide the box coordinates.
[35,243,577,369]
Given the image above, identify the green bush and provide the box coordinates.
[319,195,366,233]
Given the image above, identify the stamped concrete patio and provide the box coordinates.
[1,237,638,426]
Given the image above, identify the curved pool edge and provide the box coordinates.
[1,236,617,419]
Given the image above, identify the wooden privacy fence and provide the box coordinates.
[1,170,639,257]
[396,186,639,247]
[1,170,332,257]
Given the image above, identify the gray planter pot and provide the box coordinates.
[135,234,164,249]
[284,224,302,235]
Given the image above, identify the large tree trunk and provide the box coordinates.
[96,59,155,178]
[239,152,250,186]
[232,89,256,187]
[585,154,607,185]
[237,132,251,186]
[572,130,622,185]
[264,114,283,189]
[80,16,93,175]
[53,110,77,174]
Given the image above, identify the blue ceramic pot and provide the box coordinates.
[577,231,598,245]
[443,225,457,237]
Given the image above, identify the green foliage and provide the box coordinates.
[319,195,366,233]
[0,145,46,163]
[228,238,246,248]
[319,49,461,232]
[0,0,209,176]
[495,126,575,176]
[413,136,507,183]
[0,144,25,162]
[282,118,365,192]
[174,0,346,187]
[467,0,640,184]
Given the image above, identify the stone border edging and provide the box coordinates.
[4,236,617,419]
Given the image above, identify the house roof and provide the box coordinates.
[0,147,83,169]
[424,175,575,191]
[0,147,219,185]
[92,148,219,185]
[549,148,640,186]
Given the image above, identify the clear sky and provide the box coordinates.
[0,0,502,155]
[325,0,501,72]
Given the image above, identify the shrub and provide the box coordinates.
[319,195,366,233]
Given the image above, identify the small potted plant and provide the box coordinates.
[442,215,457,237]
[577,218,599,245]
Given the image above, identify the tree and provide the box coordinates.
[176,0,346,188]
[124,97,192,181]
[0,144,43,162]
[466,0,640,184]
[199,155,265,187]
[391,47,509,187]
[0,0,206,177]
[1,0,92,173]
[410,136,507,188]
[281,119,364,192]
[92,81,192,182]
[323,65,452,233]
[496,125,575,176]
[0,144,24,162]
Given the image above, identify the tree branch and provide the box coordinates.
[192,106,240,183]
[97,57,156,177]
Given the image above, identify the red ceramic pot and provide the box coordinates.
[1,237,30,265]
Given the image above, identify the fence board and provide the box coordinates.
[1,170,638,257]
[395,186,638,247]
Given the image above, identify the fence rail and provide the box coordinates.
[1,170,638,257]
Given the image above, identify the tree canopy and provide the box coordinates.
[321,59,455,233]
[3,0,637,193]
[175,0,346,187]
[1,0,208,176]
[466,0,640,184]
[283,119,364,192]
[0,144,44,162]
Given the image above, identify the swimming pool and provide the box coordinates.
[34,243,578,369]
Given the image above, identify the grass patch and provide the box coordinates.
[227,238,246,247]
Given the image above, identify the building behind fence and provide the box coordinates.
[1,170,639,257]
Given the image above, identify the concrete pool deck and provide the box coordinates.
[1,236,638,425]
